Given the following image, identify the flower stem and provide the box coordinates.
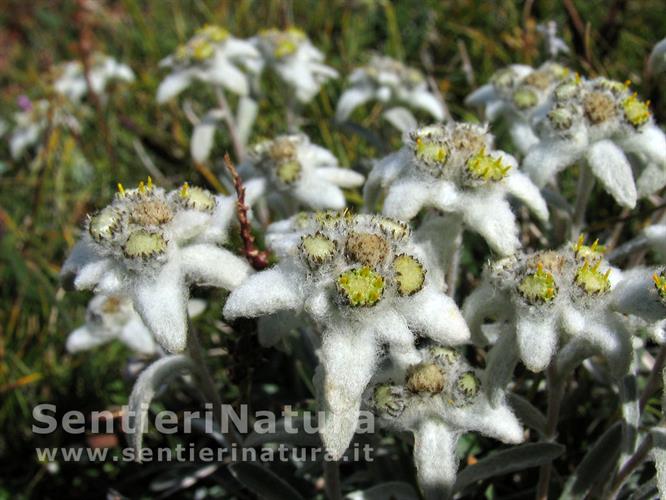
[536,363,566,500]
[215,87,245,161]
[639,344,666,413]
[223,153,270,270]
[187,321,241,448]
[324,459,343,500]
[607,434,653,499]
[570,163,595,239]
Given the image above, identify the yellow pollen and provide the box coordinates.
[466,147,511,182]
[622,93,650,127]
[518,262,558,303]
[117,183,125,197]
[180,182,190,198]
[653,272,666,300]
[575,259,611,295]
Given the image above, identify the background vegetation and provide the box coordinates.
[1,0,665,498]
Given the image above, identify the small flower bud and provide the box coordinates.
[344,232,390,267]
[583,92,617,124]
[518,262,558,303]
[123,230,167,259]
[89,206,122,242]
[466,148,511,182]
[453,371,481,406]
[512,87,539,110]
[300,232,337,267]
[406,362,445,395]
[336,266,385,307]
[575,260,611,295]
[622,94,650,127]
[372,384,406,418]
[429,346,460,365]
[393,254,426,296]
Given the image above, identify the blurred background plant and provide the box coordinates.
[0,0,665,498]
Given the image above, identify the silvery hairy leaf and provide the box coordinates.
[127,354,193,459]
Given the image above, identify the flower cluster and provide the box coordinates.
[336,55,445,131]
[369,346,523,498]
[157,25,261,103]
[365,121,548,256]
[464,236,631,379]
[224,211,470,458]
[61,177,262,353]
[466,62,570,153]
[53,53,135,103]
[240,133,364,214]
[252,28,338,103]
[523,76,666,205]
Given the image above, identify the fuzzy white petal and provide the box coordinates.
[408,89,445,121]
[586,140,637,208]
[223,266,304,320]
[236,96,258,146]
[620,124,666,167]
[516,313,558,372]
[335,86,375,122]
[180,245,251,290]
[382,179,430,220]
[293,176,346,210]
[460,192,520,256]
[315,167,365,188]
[504,169,549,222]
[509,121,540,154]
[364,150,408,210]
[119,317,158,355]
[465,84,496,107]
[131,260,188,353]
[463,282,512,345]
[383,106,418,133]
[636,163,666,198]
[523,138,586,188]
[190,117,218,163]
[66,326,110,353]
[413,420,458,500]
[156,70,193,103]
[319,327,378,459]
[397,286,471,345]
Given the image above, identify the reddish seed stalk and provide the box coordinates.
[223,153,270,270]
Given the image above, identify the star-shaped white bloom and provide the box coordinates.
[364,122,548,257]
[465,62,570,153]
[156,25,261,103]
[239,133,364,214]
[368,346,524,499]
[335,55,445,132]
[53,53,135,103]
[8,98,81,159]
[524,76,666,205]
[67,294,207,355]
[463,239,631,382]
[223,212,471,458]
[537,21,570,58]
[252,28,338,103]
[61,178,261,353]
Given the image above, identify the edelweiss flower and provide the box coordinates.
[336,55,445,132]
[465,62,570,153]
[61,178,261,353]
[368,346,523,499]
[223,212,471,458]
[67,294,207,355]
[156,25,261,103]
[463,237,631,378]
[9,98,80,159]
[364,122,548,256]
[252,28,338,103]
[524,76,666,205]
[537,21,570,58]
[240,133,364,213]
[53,54,135,103]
